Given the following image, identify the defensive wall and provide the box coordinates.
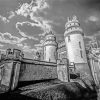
[19,58,57,81]
[0,49,58,92]
[1,48,100,93]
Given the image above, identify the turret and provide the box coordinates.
[43,31,57,63]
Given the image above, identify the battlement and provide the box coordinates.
[0,48,24,60]
[65,15,80,29]
[45,31,55,37]
[43,31,57,47]
[45,31,56,41]
[64,16,84,37]
[43,41,57,46]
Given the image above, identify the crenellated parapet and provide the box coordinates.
[43,31,57,46]
[0,48,24,61]
[43,41,57,46]
[65,16,79,28]
[45,31,56,41]
[64,15,84,37]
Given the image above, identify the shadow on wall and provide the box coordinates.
[17,79,57,88]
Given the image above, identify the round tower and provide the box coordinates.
[64,16,87,64]
[43,31,57,63]
[64,16,94,82]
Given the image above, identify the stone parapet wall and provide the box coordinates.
[19,62,57,81]
[0,58,58,92]
[0,49,24,61]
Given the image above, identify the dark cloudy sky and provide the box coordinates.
[0,0,100,58]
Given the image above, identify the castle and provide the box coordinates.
[42,16,87,64]
[0,16,100,92]
[42,15,100,85]
[0,15,97,64]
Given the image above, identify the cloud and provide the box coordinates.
[84,35,94,44]
[18,42,43,54]
[89,16,99,22]
[34,43,43,47]
[15,0,53,37]
[16,0,49,17]
[0,32,37,53]
[0,43,4,47]
[22,45,35,53]
[8,11,15,19]
[16,43,23,47]
[0,32,26,44]
[84,31,100,45]
[84,35,93,40]
[0,15,9,23]
[17,42,37,53]
[16,21,39,40]
[16,18,53,39]
[85,16,99,23]
[0,0,53,57]
[0,11,15,23]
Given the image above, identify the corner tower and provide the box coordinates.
[43,31,57,63]
[64,16,87,64]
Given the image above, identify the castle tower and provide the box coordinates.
[64,16,87,64]
[64,16,93,82]
[43,31,57,63]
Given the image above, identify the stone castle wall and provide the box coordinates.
[19,58,57,81]
[19,63,57,81]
